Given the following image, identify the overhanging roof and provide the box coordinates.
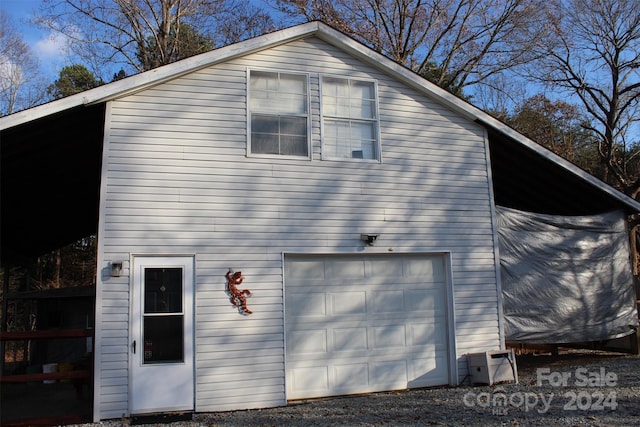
[2,21,639,262]
[1,103,105,261]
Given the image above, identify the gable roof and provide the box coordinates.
[1,21,639,260]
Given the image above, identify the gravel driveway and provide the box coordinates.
[87,350,640,426]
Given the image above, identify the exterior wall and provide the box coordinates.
[94,36,500,420]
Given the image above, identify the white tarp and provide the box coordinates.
[497,206,638,343]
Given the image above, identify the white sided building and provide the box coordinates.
[1,22,638,422]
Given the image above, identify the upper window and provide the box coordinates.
[322,77,380,160]
[249,70,309,157]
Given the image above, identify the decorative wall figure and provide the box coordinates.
[225,269,252,314]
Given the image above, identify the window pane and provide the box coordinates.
[250,96,273,112]
[250,71,309,156]
[360,139,377,159]
[350,122,377,157]
[144,268,182,314]
[351,122,374,140]
[251,72,306,114]
[322,77,337,95]
[324,136,351,158]
[252,133,280,154]
[322,77,379,160]
[279,74,307,96]
[335,121,351,139]
[331,78,349,97]
[351,99,375,119]
[324,121,349,158]
[252,116,307,155]
[324,121,338,140]
[324,120,376,160]
[280,93,307,114]
[252,115,279,134]
[323,79,350,117]
[351,81,374,100]
[143,315,184,364]
[280,116,307,137]
[250,71,277,91]
[281,135,308,156]
[336,98,351,117]
[324,138,337,157]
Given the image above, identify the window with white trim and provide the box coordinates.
[322,77,380,160]
[249,70,309,157]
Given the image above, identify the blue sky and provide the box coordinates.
[1,0,286,83]
[1,0,71,80]
[2,0,637,147]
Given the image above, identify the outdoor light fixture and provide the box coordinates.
[111,262,123,277]
[361,234,379,246]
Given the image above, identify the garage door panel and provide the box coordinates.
[371,360,408,387]
[405,288,445,312]
[292,314,439,327]
[331,291,366,315]
[288,329,327,354]
[409,354,449,386]
[288,347,426,363]
[290,366,329,394]
[371,324,406,348]
[369,258,405,277]
[285,254,451,400]
[409,321,447,347]
[371,290,405,313]
[326,259,365,278]
[333,363,369,388]
[286,260,327,280]
[286,291,326,317]
[333,327,368,351]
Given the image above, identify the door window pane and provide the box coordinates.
[144,268,182,313]
[143,316,184,364]
[143,267,184,364]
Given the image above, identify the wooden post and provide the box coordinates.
[627,220,640,355]
[630,224,639,276]
[1,267,10,376]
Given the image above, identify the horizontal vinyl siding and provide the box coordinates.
[96,36,500,418]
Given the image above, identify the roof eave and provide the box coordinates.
[0,22,322,131]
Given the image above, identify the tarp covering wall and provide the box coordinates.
[497,206,638,343]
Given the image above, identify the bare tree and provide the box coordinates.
[506,95,602,175]
[276,0,545,94]
[529,0,640,198]
[38,0,276,77]
[472,73,530,119]
[212,1,277,47]
[0,12,47,115]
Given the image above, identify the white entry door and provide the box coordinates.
[130,256,195,414]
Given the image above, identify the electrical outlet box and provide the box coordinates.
[467,349,518,385]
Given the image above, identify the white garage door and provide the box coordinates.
[284,253,453,400]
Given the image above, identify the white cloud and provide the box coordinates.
[32,31,75,79]
[34,32,70,59]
